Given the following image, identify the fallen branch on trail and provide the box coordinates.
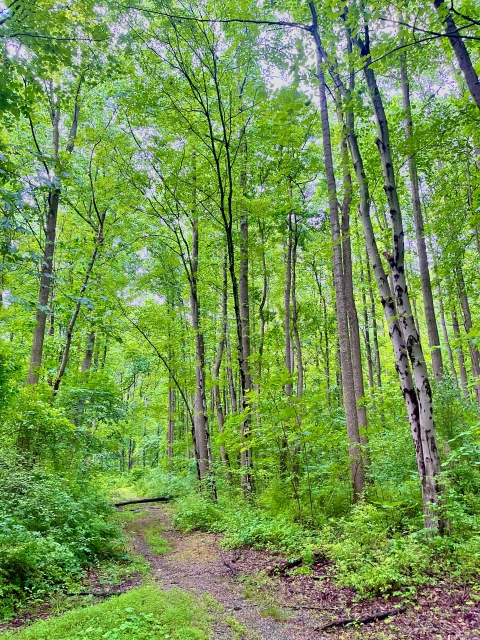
[266,551,324,576]
[320,606,407,631]
[113,497,172,507]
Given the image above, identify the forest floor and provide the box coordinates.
[125,505,479,639]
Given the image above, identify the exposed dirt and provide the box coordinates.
[126,506,480,639]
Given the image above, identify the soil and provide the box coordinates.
[126,506,480,639]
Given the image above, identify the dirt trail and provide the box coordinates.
[128,506,320,639]
[125,506,480,640]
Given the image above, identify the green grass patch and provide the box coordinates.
[142,525,172,555]
[0,586,210,640]
[113,509,150,524]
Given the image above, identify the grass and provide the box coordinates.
[142,525,172,555]
[0,586,210,640]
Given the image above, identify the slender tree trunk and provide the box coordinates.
[313,264,331,406]
[432,0,480,111]
[339,112,370,467]
[190,217,216,498]
[346,26,442,522]
[213,257,230,471]
[167,386,175,461]
[52,215,105,396]
[285,212,293,399]
[452,309,470,401]
[257,220,268,388]
[310,2,366,501]
[225,323,238,413]
[456,264,480,407]
[27,82,82,384]
[81,332,95,373]
[400,56,443,381]
[291,215,303,481]
[27,189,59,384]
[360,255,375,391]
[367,256,382,390]
[281,212,293,475]
[239,212,254,491]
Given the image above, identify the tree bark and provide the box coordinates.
[359,254,375,391]
[52,213,105,396]
[456,264,480,407]
[239,211,254,491]
[27,80,82,384]
[452,309,470,401]
[339,111,370,466]
[432,0,480,111]
[310,2,366,501]
[348,26,442,521]
[167,386,175,461]
[213,256,231,471]
[81,332,95,373]
[190,216,216,498]
[313,263,331,406]
[400,55,443,381]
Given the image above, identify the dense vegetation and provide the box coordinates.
[0,0,479,627]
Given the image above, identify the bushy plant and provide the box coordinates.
[171,495,224,533]
[0,463,122,619]
[324,502,480,598]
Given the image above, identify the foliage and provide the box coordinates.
[0,586,210,640]
[324,503,480,598]
[0,464,121,619]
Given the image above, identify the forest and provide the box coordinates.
[0,0,479,637]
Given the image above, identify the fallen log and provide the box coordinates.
[113,497,172,507]
[320,606,407,631]
[266,551,325,576]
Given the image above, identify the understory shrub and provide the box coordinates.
[324,502,480,598]
[0,464,122,619]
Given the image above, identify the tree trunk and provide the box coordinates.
[81,332,95,373]
[27,83,82,384]
[432,0,480,111]
[313,264,331,406]
[291,215,304,481]
[52,215,105,397]
[400,55,443,381]
[167,387,175,461]
[27,189,59,384]
[367,255,382,390]
[339,112,370,467]
[225,321,238,413]
[239,212,254,491]
[456,264,480,407]
[452,309,470,401]
[213,257,231,471]
[349,27,442,522]
[190,218,216,498]
[310,2,366,501]
[359,254,375,391]
[257,220,268,387]
[281,212,293,475]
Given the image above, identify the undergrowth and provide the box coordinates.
[0,586,210,639]
[164,480,480,599]
[0,464,122,620]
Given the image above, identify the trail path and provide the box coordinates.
[125,506,480,640]
[128,506,319,639]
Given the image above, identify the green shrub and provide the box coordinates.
[325,502,480,598]
[171,495,223,533]
[0,464,122,619]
